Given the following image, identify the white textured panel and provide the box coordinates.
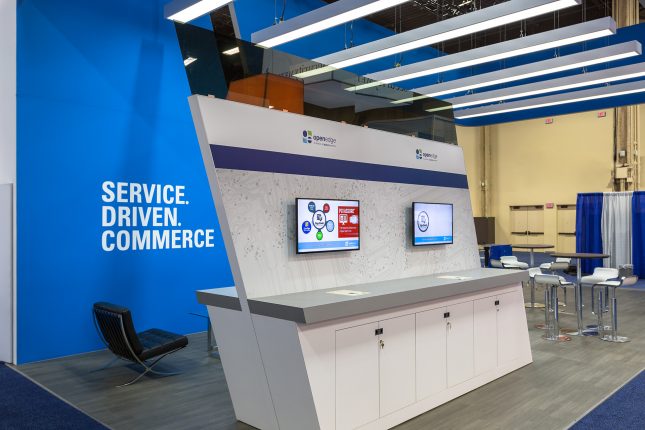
[216,169,479,298]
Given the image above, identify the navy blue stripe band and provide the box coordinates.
[211,145,468,189]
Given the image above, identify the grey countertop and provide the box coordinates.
[247,268,527,324]
[196,287,241,311]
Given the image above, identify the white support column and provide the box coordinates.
[0,0,17,364]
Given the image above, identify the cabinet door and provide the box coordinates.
[446,301,474,387]
[336,322,379,430]
[379,314,416,417]
[416,307,447,400]
[497,290,527,366]
[474,297,497,376]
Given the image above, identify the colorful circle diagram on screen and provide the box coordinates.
[297,199,360,253]
[307,201,333,240]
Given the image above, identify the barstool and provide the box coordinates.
[593,276,638,343]
[547,262,571,307]
[581,267,619,314]
[500,255,529,269]
[534,274,572,342]
[526,268,544,308]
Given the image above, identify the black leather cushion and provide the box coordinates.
[138,329,188,361]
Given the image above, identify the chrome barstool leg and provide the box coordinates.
[602,287,629,343]
[531,278,535,307]
[543,284,570,342]
[597,287,604,338]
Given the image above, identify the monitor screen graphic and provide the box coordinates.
[413,202,453,246]
[296,198,360,254]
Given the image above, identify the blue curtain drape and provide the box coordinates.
[632,192,645,277]
[489,245,512,267]
[576,193,604,273]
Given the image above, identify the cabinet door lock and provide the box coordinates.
[375,328,383,336]
[379,339,385,349]
[443,312,450,318]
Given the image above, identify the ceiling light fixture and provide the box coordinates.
[311,0,582,77]
[394,40,641,103]
[454,79,645,119]
[252,0,410,48]
[165,0,232,24]
[346,17,616,91]
[446,62,645,109]
[222,47,240,56]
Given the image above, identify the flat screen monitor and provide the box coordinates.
[296,198,360,254]
[413,202,453,246]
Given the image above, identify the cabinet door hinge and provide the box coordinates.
[443,312,450,318]
[375,328,383,336]
[495,300,500,306]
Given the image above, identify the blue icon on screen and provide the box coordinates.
[308,201,316,213]
[326,220,334,232]
[302,221,312,234]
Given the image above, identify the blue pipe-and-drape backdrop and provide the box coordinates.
[576,193,604,273]
[632,192,645,278]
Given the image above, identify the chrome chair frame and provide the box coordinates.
[92,310,186,387]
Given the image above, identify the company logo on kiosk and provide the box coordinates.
[301,129,337,147]
[415,148,438,162]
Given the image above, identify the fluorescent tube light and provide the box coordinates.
[222,47,240,56]
[346,17,616,91]
[165,0,232,24]
[454,79,645,119]
[446,62,645,109]
[313,0,581,74]
[184,57,198,66]
[252,0,410,48]
[395,41,641,103]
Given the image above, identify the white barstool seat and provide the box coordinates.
[580,267,619,285]
[540,257,571,271]
[500,255,529,270]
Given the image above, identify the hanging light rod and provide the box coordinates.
[307,0,582,77]
[446,61,645,109]
[165,0,232,23]
[346,16,616,91]
[454,79,645,119]
[394,40,641,103]
[252,0,411,48]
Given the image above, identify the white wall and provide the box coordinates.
[0,0,16,184]
[0,0,16,363]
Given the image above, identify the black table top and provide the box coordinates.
[550,252,610,259]
[512,244,554,249]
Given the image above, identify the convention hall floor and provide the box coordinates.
[17,282,645,430]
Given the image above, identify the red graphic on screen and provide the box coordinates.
[338,206,359,238]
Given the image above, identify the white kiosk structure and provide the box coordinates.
[191,95,531,430]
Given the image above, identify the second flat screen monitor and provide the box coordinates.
[413,202,453,246]
[297,198,360,254]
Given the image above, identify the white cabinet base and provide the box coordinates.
[208,283,532,430]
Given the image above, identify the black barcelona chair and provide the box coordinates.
[92,302,188,387]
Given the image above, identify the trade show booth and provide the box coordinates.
[185,29,532,429]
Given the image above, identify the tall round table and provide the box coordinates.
[512,244,554,268]
[549,252,610,336]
